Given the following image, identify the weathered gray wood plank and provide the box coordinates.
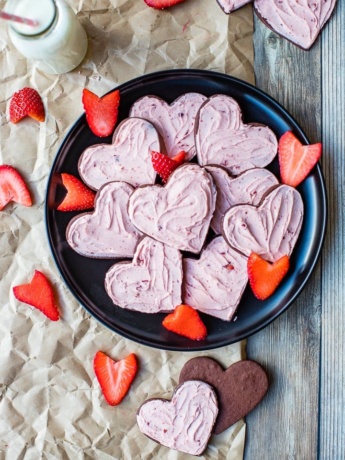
[244,13,322,460]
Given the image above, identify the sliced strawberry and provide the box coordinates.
[82,89,120,137]
[57,173,95,212]
[0,165,32,210]
[278,131,322,188]
[151,150,185,183]
[13,270,60,321]
[247,253,290,300]
[162,304,207,341]
[143,0,185,9]
[9,87,45,124]
[93,352,138,406]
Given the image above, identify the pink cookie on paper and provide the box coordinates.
[223,185,304,263]
[217,0,252,14]
[137,380,218,456]
[128,164,216,254]
[183,236,248,321]
[129,93,207,161]
[105,237,182,313]
[78,118,160,190]
[206,166,279,234]
[254,0,337,50]
[196,95,278,175]
[66,182,142,259]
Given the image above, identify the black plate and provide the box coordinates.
[45,69,327,351]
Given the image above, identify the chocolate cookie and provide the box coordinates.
[179,357,269,434]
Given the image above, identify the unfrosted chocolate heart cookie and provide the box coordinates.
[66,182,142,259]
[183,236,248,321]
[105,237,182,313]
[254,0,337,50]
[128,164,217,254]
[179,357,268,434]
[137,380,218,456]
[206,166,279,234]
[223,185,304,262]
[78,118,160,190]
[196,95,278,175]
[130,93,207,161]
[217,0,252,14]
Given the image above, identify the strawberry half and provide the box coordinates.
[13,270,60,321]
[82,89,120,137]
[57,173,95,212]
[0,165,32,210]
[151,150,185,183]
[278,131,322,188]
[247,253,290,300]
[143,0,186,9]
[9,87,45,124]
[93,352,138,406]
[162,304,207,341]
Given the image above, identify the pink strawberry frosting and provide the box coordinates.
[217,0,252,14]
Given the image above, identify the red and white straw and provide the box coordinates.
[0,10,39,27]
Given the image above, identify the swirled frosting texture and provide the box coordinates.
[223,185,304,262]
[128,164,217,254]
[196,95,278,175]
[217,0,252,14]
[129,93,207,161]
[78,118,159,190]
[105,237,182,313]
[183,236,248,321]
[254,0,337,50]
[206,166,279,234]
[137,380,218,456]
[66,182,142,259]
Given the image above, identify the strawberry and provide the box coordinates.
[143,0,185,9]
[9,87,45,124]
[82,89,120,137]
[162,304,207,341]
[278,131,322,188]
[57,173,95,212]
[151,150,185,183]
[13,270,60,321]
[93,351,138,406]
[0,165,32,210]
[247,253,290,300]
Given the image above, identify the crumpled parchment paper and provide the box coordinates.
[0,0,254,458]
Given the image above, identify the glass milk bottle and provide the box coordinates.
[5,0,88,74]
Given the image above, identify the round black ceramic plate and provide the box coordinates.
[45,69,326,351]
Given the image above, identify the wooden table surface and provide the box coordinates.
[245,3,344,460]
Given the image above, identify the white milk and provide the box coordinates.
[6,0,88,74]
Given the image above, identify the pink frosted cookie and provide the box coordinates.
[223,185,304,262]
[206,166,279,234]
[128,164,217,254]
[196,95,278,175]
[78,118,160,190]
[137,380,218,456]
[105,237,182,313]
[217,0,252,14]
[129,93,207,161]
[183,236,248,321]
[254,0,337,50]
[66,182,142,259]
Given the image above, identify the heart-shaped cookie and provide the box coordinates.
[217,0,252,14]
[128,164,217,254]
[78,118,160,190]
[254,0,337,50]
[66,182,142,259]
[137,380,218,456]
[196,95,278,175]
[179,357,268,434]
[206,166,279,234]
[130,93,207,161]
[223,185,304,262]
[105,237,182,313]
[183,236,248,321]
